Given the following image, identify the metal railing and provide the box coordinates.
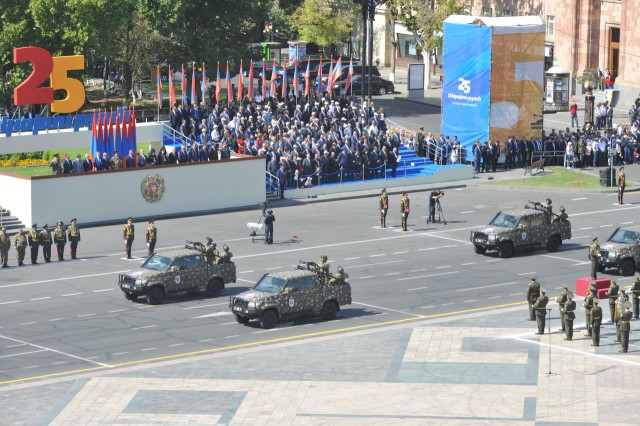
[161,122,189,147]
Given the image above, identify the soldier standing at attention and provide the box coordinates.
[146,220,157,256]
[589,237,600,279]
[14,228,27,266]
[123,217,135,259]
[564,292,576,341]
[617,166,625,205]
[619,302,633,353]
[54,220,67,261]
[0,227,11,268]
[379,188,388,228]
[67,218,80,259]
[400,192,410,231]
[555,285,569,332]
[526,274,540,321]
[28,224,39,264]
[590,298,602,346]
[614,290,626,342]
[533,288,549,335]
[605,280,619,322]
[39,224,52,262]
[631,272,640,319]
[584,283,596,337]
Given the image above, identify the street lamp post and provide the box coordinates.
[583,78,596,128]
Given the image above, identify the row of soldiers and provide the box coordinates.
[527,274,639,353]
[0,220,80,267]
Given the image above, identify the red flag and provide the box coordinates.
[261,61,266,100]
[216,62,221,102]
[191,64,197,105]
[316,57,323,95]
[107,109,114,156]
[328,56,334,94]
[156,66,162,108]
[248,60,254,100]
[237,60,244,102]
[293,59,299,98]
[225,62,232,100]
[270,59,277,98]
[121,110,128,169]
[345,55,354,92]
[169,66,176,107]
[281,65,288,98]
[201,63,207,105]
[90,112,97,170]
[181,64,186,105]
[304,58,310,97]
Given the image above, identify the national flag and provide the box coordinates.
[96,111,104,162]
[327,56,334,94]
[107,109,114,158]
[261,61,266,100]
[225,62,232,101]
[304,58,310,97]
[216,62,221,102]
[191,65,197,105]
[344,55,354,92]
[181,64,187,106]
[237,60,244,102]
[293,59,299,98]
[121,110,128,168]
[201,63,207,105]
[156,66,162,108]
[248,60,254,100]
[316,57,323,95]
[130,109,137,151]
[270,59,277,98]
[332,56,343,91]
[169,66,176,107]
[89,112,97,170]
[281,65,287,98]
[115,108,122,157]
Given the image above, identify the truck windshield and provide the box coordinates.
[142,254,171,271]
[608,229,640,244]
[254,275,287,293]
[489,213,518,229]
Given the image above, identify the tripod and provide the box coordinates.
[545,307,559,378]
[436,200,447,225]
[250,210,266,243]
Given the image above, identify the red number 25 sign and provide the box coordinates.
[13,47,85,114]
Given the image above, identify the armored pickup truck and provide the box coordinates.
[229,261,352,329]
[470,203,572,258]
[118,243,236,304]
[596,225,640,276]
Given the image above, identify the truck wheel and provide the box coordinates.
[124,292,138,302]
[620,259,635,276]
[259,310,278,329]
[473,244,487,255]
[498,242,514,258]
[320,301,338,320]
[206,279,223,297]
[234,314,250,325]
[147,286,164,305]
[546,235,561,253]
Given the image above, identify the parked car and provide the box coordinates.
[244,60,278,77]
[338,75,394,96]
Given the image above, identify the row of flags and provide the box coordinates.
[88,109,137,170]
[156,56,355,107]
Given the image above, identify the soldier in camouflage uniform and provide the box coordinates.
[526,274,540,321]
[619,302,633,353]
[219,244,233,263]
[533,288,549,334]
[328,266,349,286]
[564,291,576,341]
[631,272,640,319]
[67,218,80,259]
[555,285,569,331]
[590,298,602,346]
[204,238,217,266]
[605,280,619,322]
[14,228,27,266]
[39,224,52,262]
[583,283,596,336]
[54,220,67,261]
[0,227,10,268]
[28,224,39,264]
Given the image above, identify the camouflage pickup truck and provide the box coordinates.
[470,203,572,258]
[118,244,236,304]
[596,225,640,276]
[229,261,352,329]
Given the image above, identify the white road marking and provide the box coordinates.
[572,197,587,201]
[344,257,361,261]
[426,234,469,244]
[579,227,593,230]
[599,224,613,228]
[51,361,68,365]
[198,338,215,343]
[418,247,437,251]
[410,269,427,273]
[236,278,255,284]
[420,305,434,309]
[441,303,454,306]
[456,281,517,292]
[460,210,475,214]
[266,266,282,270]
[238,270,254,274]
[393,251,409,255]
[224,335,239,338]
[460,262,476,266]
[0,270,132,290]
[137,305,153,309]
[489,296,502,299]
[141,347,157,351]
[169,343,185,347]
[359,276,375,279]
[62,293,83,297]
[0,334,112,368]
[108,309,127,314]
[193,312,231,319]
[517,272,536,276]
[407,286,428,292]
[112,352,129,356]
[486,259,503,263]
[621,221,634,225]
[352,301,423,318]
[182,302,228,310]
[48,318,65,322]
[220,322,237,326]
[435,265,452,269]
[571,205,640,216]
[397,271,459,281]
[369,254,386,258]
[349,260,404,269]
[464,300,478,303]
[77,313,96,318]
[541,254,584,263]
[29,297,51,301]
[0,301,21,305]
[17,322,37,326]
[93,289,114,293]
[385,272,400,276]
[6,344,27,348]
[510,293,521,296]
[22,365,39,370]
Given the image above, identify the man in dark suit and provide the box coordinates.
[125,150,136,168]
[83,154,93,172]
[276,164,286,199]
[62,154,72,174]
[93,151,103,171]
[170,105,182,131]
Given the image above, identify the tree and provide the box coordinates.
[291,0,357,50]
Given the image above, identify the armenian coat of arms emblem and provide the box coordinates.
[140,175,165,203]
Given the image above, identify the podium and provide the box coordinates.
[575,277,610,299]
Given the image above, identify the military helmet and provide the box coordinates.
[545,198,552,204]
[337,266,344,273]
[531,273,537,280]
[212,243,217,248]
[223,244,229,251]
[321,254,328,261]
[560,206,565,213]
[206,237,213,243]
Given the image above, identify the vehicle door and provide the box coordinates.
[280,278,301,315]
[169,255,204,292]
[184,254,208,290]
[527,213,546,245]
[514,216,532,248]
[295,275,319,312]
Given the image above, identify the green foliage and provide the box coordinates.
[576,67,597,85]
[291,0,356,48]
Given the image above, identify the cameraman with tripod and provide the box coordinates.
[427,189,444,224]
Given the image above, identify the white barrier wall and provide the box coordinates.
[1,156,264,226]
[0,122,163,155]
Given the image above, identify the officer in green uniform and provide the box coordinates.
[551,206,568,223]
[617,166,625,205]
[590,298,602,346]
[219,245,233,263]
[605,280,619,322]
[619,302,633,353]
[533,288,549,335]
[0,227,11,268]
[400,192,410,231]
[14,228,27,266]
[204,238,217,266]
[564,291,576,341]
[145,220,157,256]
[67,218,80,259]
[39,224,52,262]
[555,285,569,331]
[54,220,67,261]
[589,237,600,279]
[614,290,625,342]
[583,283,596,336]
[379,188,388,228]
[123,217,135,259]
[526,274,540,321]
[28,224,39,264]
[328,266,349,286]
[631,272,640,319]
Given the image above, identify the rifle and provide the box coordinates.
[525,200,562,220]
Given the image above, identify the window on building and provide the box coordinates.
[504,10,516,16]
[482,7,492,17]
[547,16,555,36]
